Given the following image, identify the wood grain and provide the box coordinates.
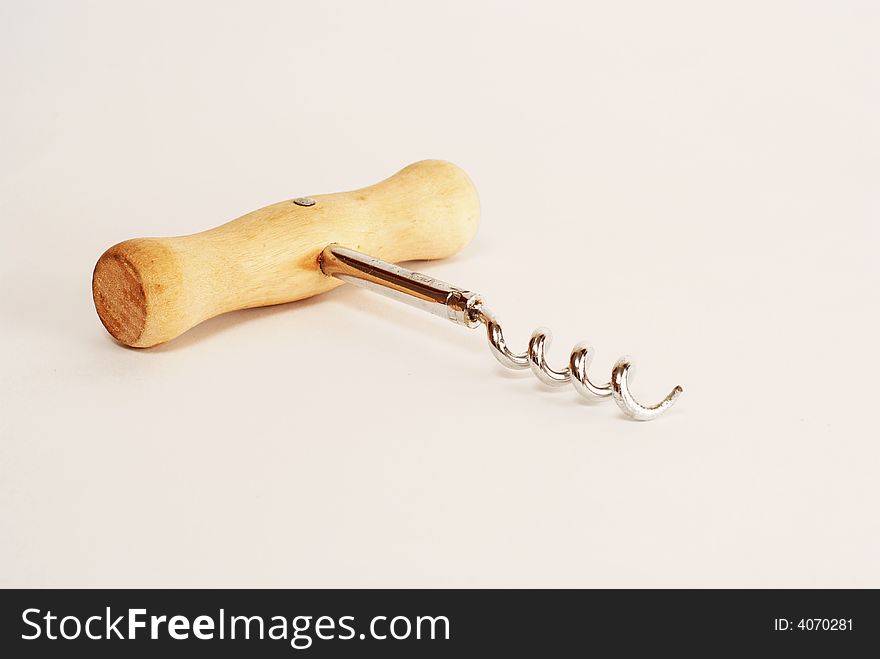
[92,160,480,347]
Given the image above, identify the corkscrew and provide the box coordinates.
[320,246,682,421]
[92,160,682,421]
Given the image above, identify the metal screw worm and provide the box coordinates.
[320,245,683,421]
[478,307,683,421]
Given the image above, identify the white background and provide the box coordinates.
[1,1,878,587]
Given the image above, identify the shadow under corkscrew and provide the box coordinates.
[478,307,683,421]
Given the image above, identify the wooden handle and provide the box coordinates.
[92,160,480,347]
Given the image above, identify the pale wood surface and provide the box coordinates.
[92,160,480,347]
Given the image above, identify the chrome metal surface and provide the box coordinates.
[319,245,482,327]
[293,197,316,207]
[320,245,683,421]
[476,307,683,421]
[611,358,683,421]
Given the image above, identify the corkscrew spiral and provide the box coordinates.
[476,307,683,421]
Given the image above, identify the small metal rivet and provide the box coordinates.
[293,197,316,207]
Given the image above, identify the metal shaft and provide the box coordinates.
[319,245,483,328]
